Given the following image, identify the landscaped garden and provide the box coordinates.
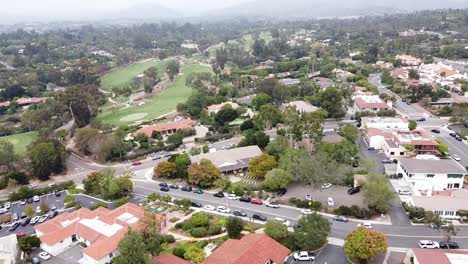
[174,212,225,238]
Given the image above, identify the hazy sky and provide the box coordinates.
[2,0,251,17]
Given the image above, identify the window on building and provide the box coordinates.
[390,152,395,155]
[409,174,414,178]
[435,210,443,215]
[445,211,455,216]
[448,174,463,179]
[454,183,460,188]
[426,174,434,178]
[109,253,114,258]
[400,152,404,155]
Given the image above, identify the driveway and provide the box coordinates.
[31,244,83,264]
[284,244,348,264]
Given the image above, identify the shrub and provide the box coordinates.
[170,217,180,223]
[173,246,186,258]
[64,195,75,204]
[191,213,209,227]
[164,235,176,243]
[89,203,108,210]
[113,197,128,208]
[191,227,208,237]
[289,198,322,210]
[208,225,222,236]
[175,223,183,229]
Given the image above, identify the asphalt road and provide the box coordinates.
[424,126,468,169]
[132,180,468,249]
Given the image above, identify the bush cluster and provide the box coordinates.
[9,181,74,201]
[333,205,375,219]
[289,198,321,210]
[402,202,425,220]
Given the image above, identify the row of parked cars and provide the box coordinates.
[418,240,459,249]
[6,211,59,232]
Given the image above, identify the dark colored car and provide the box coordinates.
[21,217,31,226]
[367,147,375,151]
[194,189,204,194]
[430,129,440,134]
[252,214,267,221]
[449,132,457,137]
[132,161,142,166]
[55,190,61,197]
[439,241,459,249]
[159,182,168,187]
[20,212,27,219]
[232,210,247,217]
[160,186,169,192]
[417,118,426,122]
[250,199,263,205]
[26,198,33,204]
[276,189,287,197]
[213,192,224,198]
[169,184,179,189]
[9,222,20,231]
[191,201,202,208]
[181,186,192,192]
[239,196,251,203]
[49,211,59,218]
[333,215,349,222]
[348,186,361,195]
[455,136,463,142]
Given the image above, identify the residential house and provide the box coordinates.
[431,97,468,108]
[203,234,290,264]
[152,254,190,264]
[278,78,300,86]
[236,94,255,105]
[396,158,465,193]
[396,55,422,66]
[393,68,409,80]
[406,79,420,87]
[333,68,355,82]
[281,100,319,113]
[0,234,19,264]
[135,118,194,138]
[16,97,48,107]
[35,203,166,264]
[0,101,11,107]
[408,189,468,220]
[313,77,334,90]
[190,146,263,174]
[404,248,468,264]
[361,117,410,150]
[353,95,391,113]
[207,102,239,114]
[383,130,439,158]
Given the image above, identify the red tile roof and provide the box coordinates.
[152,254,191,264]
[16,97,48,106]
[0,101,11,107]
[412,248,468,264]
[354,97,389,110]
[203,234,290,264]
[135,119,194,137]
[35,203,166,262]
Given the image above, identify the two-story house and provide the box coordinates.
[383,130,439,158]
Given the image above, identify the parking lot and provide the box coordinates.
[30,244,83,264]
[284,244,348,264]
[0,190,66,237]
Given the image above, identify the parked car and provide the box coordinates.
[250,199,263,205]
[430,129,440,133]
[38,252,51,260]
[30,216,40,225]
[54,190,61,197]
[0,208,7,214]
[418,240,439,249]
[239,196,251,203]
[213,192,224,198]
[439,241,459,249]
[20,212,27,219]
[398,190,412,195]
[152,155,161,160]
[449,132,457,137]
[367,147,375,151]
[301,209,313,215]
[20,200,26,205]
[181,186,192,192]
[12,213,19,221]
[327,197,335,207]
[160,186,169,192]
[347,186,360,195]
[50,205,57,211]
[265,202,279,208]
[217,206,231,214]
[169,184,179,189]
[4,202,11,209]
[48,211,59,218]
[293,251,315,261]
[227,194,239,200]
[191,201,202,208]
[38,215,48,223]
[194,189,204,194]
[276,188,287,197]
[305,194,312,201]
[333,215,349,222]
[27,198,34,204]
[203,205,215,211]
[451,154,461,161]
[252,214,267,221]
[381,159,393,164]
[33,195,40,202]
[232,210,247,217]
[131,161,142,166]
[357,222,373,229]
[159,182,168,187]
[417,118,426,122]
[35,206,41,214]
[16,232,26,238]
[321,183,332,189]
[21,217,31,226]
[9,222,20,231]
[455,136,463,142]
[274,217,291,227]
[30,257,41,264]
[29,184,37,188]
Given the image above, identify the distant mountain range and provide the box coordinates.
[208,0,468,19]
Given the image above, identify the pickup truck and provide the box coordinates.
[293,251,315,261]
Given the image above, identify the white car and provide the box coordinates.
[0,208,7,214]
[357,222,373,229]
[227,194,239,200]
[398,190,412,195]
[33,195,40,202]
[274,217,291,227]
[293,251,315,261]
[305,194,312,201]
[38,251,51,260]
[265,202,279,208]
[38,215,49,223]
[30,216,41,225]
[217,206,231,214]
[36,206,41,214]
[321,183,332,189]
[451,154,461,161]
[4,202,11,209]
[301,209,313,215]
[327,197,335,207]
[20,200,26,205]
[419,240,439,249]
[29,184,37,188]
[203,205,215,211]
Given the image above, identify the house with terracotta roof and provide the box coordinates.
[396,55,422,66]
[16,97,48,106]
[35,203,166,264]
[203,234,290,264]
[134,118,194,138]
[361,117,410,150]
[383,129,439,158]
[353,95,391,113]
[393,68,409,80]
[152,254,190,264]
[404,248,468,264]
[207,101,239,114]
[0,101,10,107]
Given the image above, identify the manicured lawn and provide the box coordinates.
[0,132,38,154]
[227,31,273,51]
[97,62,212,126]
[100,59,168,92]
